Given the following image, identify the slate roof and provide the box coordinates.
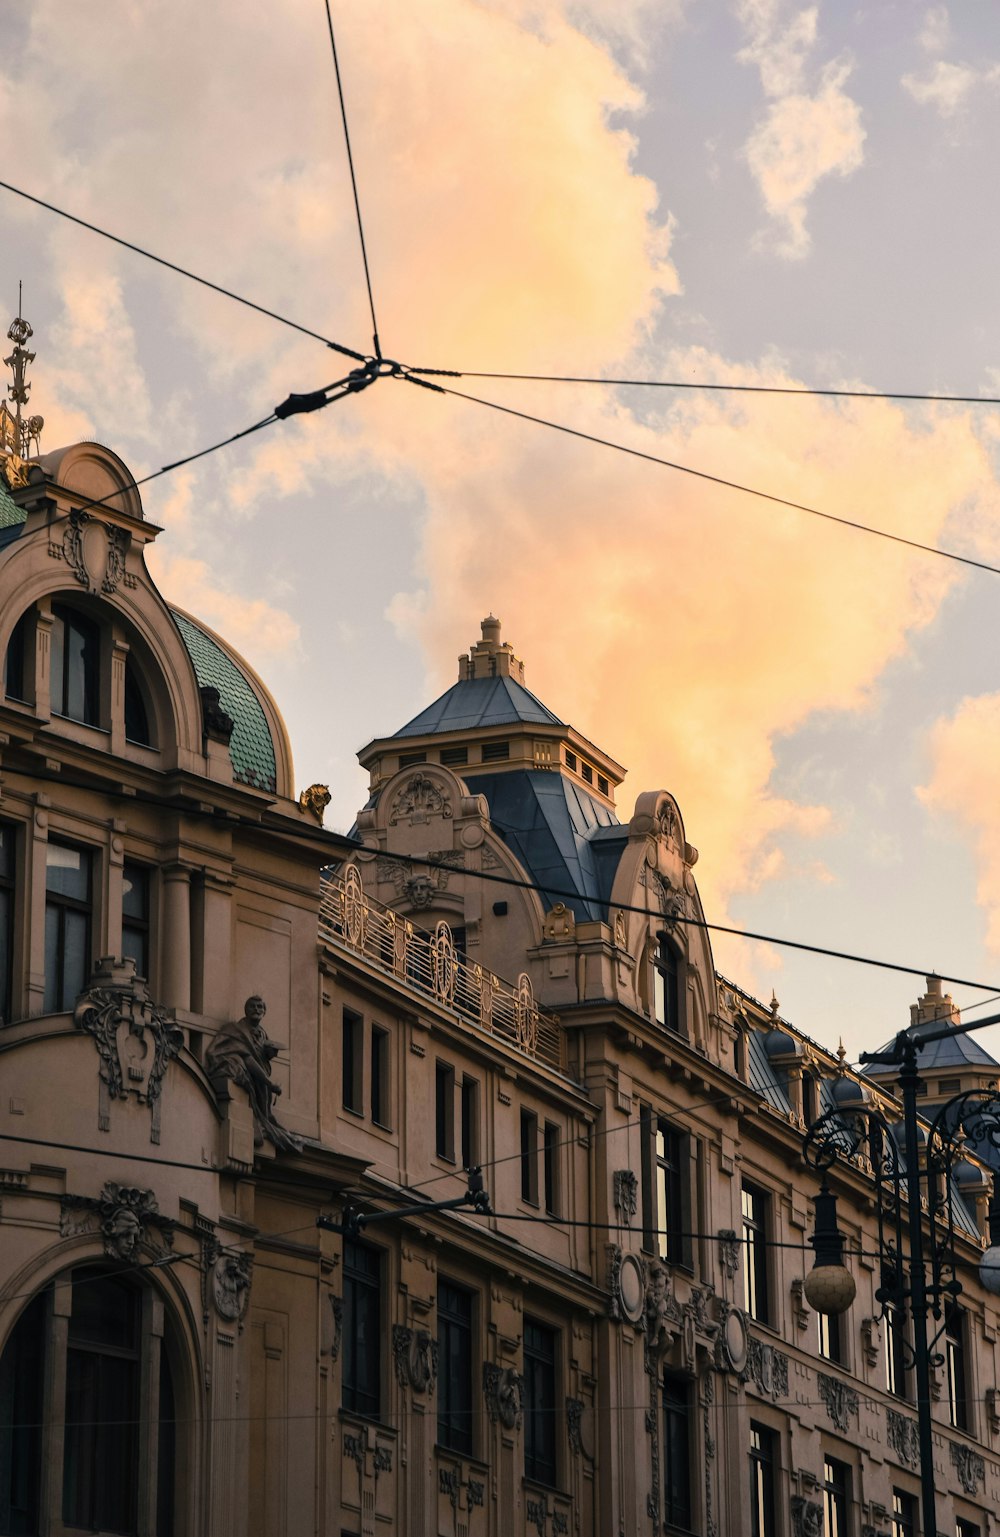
[865,1020,1000,1076]
[0,479,24,529]
[393,674,564,736]
[463,768,622,922]
[171,611,277,793]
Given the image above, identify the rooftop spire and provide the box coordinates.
[0,290,43,488]
[458,615,525,684]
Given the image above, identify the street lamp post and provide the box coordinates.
[802,1009,1000,1537]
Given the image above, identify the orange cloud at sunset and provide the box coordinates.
[919,696,1000,953]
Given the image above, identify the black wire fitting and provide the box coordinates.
[316,1167,492,1238]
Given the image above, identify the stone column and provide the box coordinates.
[161,863,192,1011]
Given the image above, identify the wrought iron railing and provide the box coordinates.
[319,865,565,1073]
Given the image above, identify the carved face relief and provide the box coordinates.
[212,1252,252,1323]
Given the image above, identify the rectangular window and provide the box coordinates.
[440,745,468,766]
[342,1241,381,1418]
[342,1009,363,1114]
[371,1026,390,1127]
[44,842,93,1013]
[435,1061,455,1160]
[956,1520,981,1537]
[523,1320,557,1486]
[653,938,682,1034]
[824,1457,850,1537]
[946,1304,968,1430]
[749,1422,776,1537]
[581,762,593,784]
[891,1488,916,1537]
[520,1109,539,1204]
[461,1075,479,1170]
[654,1121,687,1266]
[0,821,15,1025]
[121,861,150,981]
[742,1182,770,1325]
[662,1374,692,1529]
[543,1122,560,1217]
[597,774,609,796]
[399,751,426,767]
[437,1280,474,1454]
[818,1308,842,1364]
[481,740,510,762]
[564,749,577,771]
[884,1291,908,1399]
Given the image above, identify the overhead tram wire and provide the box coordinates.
[400,376,1000,580]
[323,0,382,360]
[408,366,1000,409]
[0,179,367,363]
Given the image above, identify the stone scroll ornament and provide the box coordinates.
[74,957,184,1143]
[205,995,302,1153]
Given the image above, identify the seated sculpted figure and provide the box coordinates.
[206,995,301,1151]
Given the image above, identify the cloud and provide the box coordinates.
[917,5,950,56]
[902,58,1000,120]
[737,2,865,257]
[919,696,1000,951]
[147,549,300,668]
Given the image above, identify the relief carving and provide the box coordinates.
[817,1372,858,1433]
[205,995,302,1153]
[209,1246,253,1324]
[61,1180,174,1261]
[59,509,131,595]
[885,1407,919,1469]
[389,773,453,826]
[717,1228,740,1281]
[950,1441,984,1495]
[739,1336,789,1400]
[483,1362,523,1430]
[791,1497,823,1537]
[392,1324,438,1394]
[644,1261,683,1354]
[74,957,184,1143]
[613,1169,638,1221]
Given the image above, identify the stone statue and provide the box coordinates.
[205,996,302,1152]
[298,783,332,823]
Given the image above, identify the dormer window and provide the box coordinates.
[51,604,100,726]
[653,936,684,1036]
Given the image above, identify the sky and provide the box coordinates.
[4,0,1000,1063]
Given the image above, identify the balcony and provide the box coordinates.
[319,866,565,1074]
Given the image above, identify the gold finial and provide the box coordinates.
[769,991,780,1021]
[0,287,43,488]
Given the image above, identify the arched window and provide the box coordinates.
[51,604,100,726]
[653,934,684,1037]
[124,656,154,746]
[0,1268,180,1535]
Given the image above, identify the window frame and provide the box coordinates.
[653,934,684,1036]
[741,1180,771,1325]
[437,1279,475,1456]
[342,1008,363,1115]
[342,1239,383,1420]
[523,1317,559,1488]
[520,1108,539,1206]
[44,839,94,1014]
[50,602,102,727]
[661,1371,693,1531]
[749,1421,777,1537]
[0,819,16,1025]
[945,1303,969,1431]
[824,1455,851,1537]
[435,1060,456,1162]
[891,1486,916,1537]
[370,1025,390,1128]
[121,858,152,983]
[460,1074,479,1170]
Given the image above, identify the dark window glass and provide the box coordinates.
[50,604,100,725]
[437,1281,474,1454]
[342,1009,363,1113]
[946,1304,968,1430]
[524,1320,557,1486]
[749,1422,776,1537]
[371,1027,390,1127]
[44,842,92,1013]
[521,1109,539,1204]
[581,762,593,784]
[892,1487,916,1537]
[436,1061,455,1159]
[653,938,682,1034]
[742,1182,770,1324]
[543,1122,560,1217]
[0,1292,46,1535]
[654,1120,687,1266]
[63,1272,141,1534]
[0,821,15,1025]
[121,862,150,980]
[818,1308,842,1364]
[481,740,509,762]
[461,1076,479,1170]
[824,1457,850,1537]
[343,1241,381,1418]
[957,1520,981,1537]
[4,609,30,703]
[597,774,609,796]
[802,1073,818,1126]
[884,1291,908,1399]
[662,1374,691,1529]
[124,659,152,746]
[564,750,577,771]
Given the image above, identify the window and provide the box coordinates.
[399,751,426,767]
[653,937,683,1035]
[543,1122,560,1217]
[342,1241,381,1418]
[342,1009,363,1113]
[818,1308,842,1364]
[44,842,92,1013]
[742,1182,770,1324]
[520,1109,539,1204]
[946,1304,968,1430]
[4,608,30,702]
[891,1488,916,1537]
[662,1374,692,1530]
[824,1457,850,1537]
[523,1320,557,1486]
[461,1075,479,1170]
[0,1269,179,1536]
[642,1109,690,1266]
[883,1290,908,1400]
[124,658,153,746]
[440,745,468,766]
[956,1520,981,1537]
[564,749,577,772]
[749,1422,777,1537]
[436,1061,456,1160]
[437,1281,474,1454]
[581,762,593,784]
[597,774,609,796]
[121,861,151,980]
[481,740,509,762]
[50,604,100,725]
[371,1027,390,1127]
[0,821,15,1024]
[802,1073,818,1127]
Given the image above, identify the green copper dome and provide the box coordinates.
[171,610,277,793]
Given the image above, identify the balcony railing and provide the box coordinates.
[319,865,565,1074]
